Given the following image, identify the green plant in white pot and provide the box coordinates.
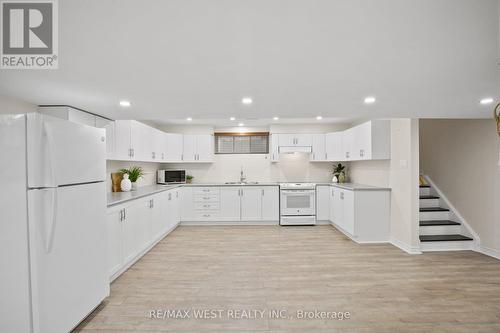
[120,166,144,191]
[333,163,346,183]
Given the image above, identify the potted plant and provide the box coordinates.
[333,163,346,183]
[186,175,194,184]
[120,166,144,191]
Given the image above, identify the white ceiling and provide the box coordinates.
[0,0,499,125]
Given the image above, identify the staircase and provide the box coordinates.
[419,183,474,251]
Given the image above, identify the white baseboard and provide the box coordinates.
[476,245,500,260]
[390,237,422,254]
[181,220,279,226]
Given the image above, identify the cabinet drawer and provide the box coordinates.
[194,194,220,202]
[193,187,220,195]
[195,211,220,220]
[195,202,220,210]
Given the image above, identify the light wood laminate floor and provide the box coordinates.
[74,225,500,332]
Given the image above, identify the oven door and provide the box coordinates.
[280,189,316,216]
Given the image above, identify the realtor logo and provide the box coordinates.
[1,0,58,69]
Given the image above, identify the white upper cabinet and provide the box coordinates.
[325,132,343,161]
[311,134,326,161]
[278,134,312,146]
[165,133,183,162]
[342,127,355,161]
[196,134,214,162]
[130,121,153,162]
[182,135,197,161]
[182,134,214,162]
[114,120,133,160]
[95,117,116,160]
[351,120,391,160]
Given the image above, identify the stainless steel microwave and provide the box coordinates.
[157,170,186,184]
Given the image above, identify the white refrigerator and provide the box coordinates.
[0,113,109,333]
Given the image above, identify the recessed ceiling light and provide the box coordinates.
[242,97,253,105]
[364,96,376,104]
[273,116,279,120]
[238,123,244,127]
[316,116,323,120]
[119,100,131,107]
[230,117,236,121]
[480,97,494,105]
[186,117,192,121]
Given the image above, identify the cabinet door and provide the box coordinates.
[122,198,151,264]
[172,189,181,226]
[106,207,123,277]
[270,134,279,162]
[342,128,355,161]
[180,187,194,221]
[95,118,115,159]
[220,187,241,221]
[311,134,326,161]
[151,129,165,162]
[352,122,370,160]
[316,186,330,221]
[326,132,343,161]
[196,135,214,162]
[261,186,279,221]
[241,187,262,221]
[278,134,295,146]
[182,135,196,161]
[295,134,312,146]
[335,188,345,229]
[329,187,335,223]
[130,121,153,162]
[342,190,355,235]
[165,133,183,161]
[151,193,167,239]
[114,120,132,160]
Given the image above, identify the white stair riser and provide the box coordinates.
[421,240,474,251]
[419,225,461,235]
[419,211,449,221]
[419,198,440,208]
[419,187,430,196]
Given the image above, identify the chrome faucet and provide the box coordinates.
[240,166,246,183]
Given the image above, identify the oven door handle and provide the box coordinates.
[281,190,315,194]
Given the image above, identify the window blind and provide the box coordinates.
[214,132,269,154]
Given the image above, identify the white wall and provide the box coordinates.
[349,119,420,253]
[156,123,348,184]
[106,161,161,192]
[420,119,500,254]
[0,95,36,114]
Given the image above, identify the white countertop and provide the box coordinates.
[107,182,389,207]
[316,182,391,191]
[107,184,181,207]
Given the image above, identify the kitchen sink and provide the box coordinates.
[224,181,260,185]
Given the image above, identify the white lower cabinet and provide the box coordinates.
[181,186,279,223]
[220,187,241,221]
[315,185,331,221]
[241,187,262,221]
[106,188,180,281]
[327,185,390,243]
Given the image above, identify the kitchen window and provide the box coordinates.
[214,132,269,154]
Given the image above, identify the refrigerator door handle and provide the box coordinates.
[45,189,58,253]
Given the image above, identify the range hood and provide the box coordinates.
[278,146,312,154]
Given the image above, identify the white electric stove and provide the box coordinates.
[279,183,316,225]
